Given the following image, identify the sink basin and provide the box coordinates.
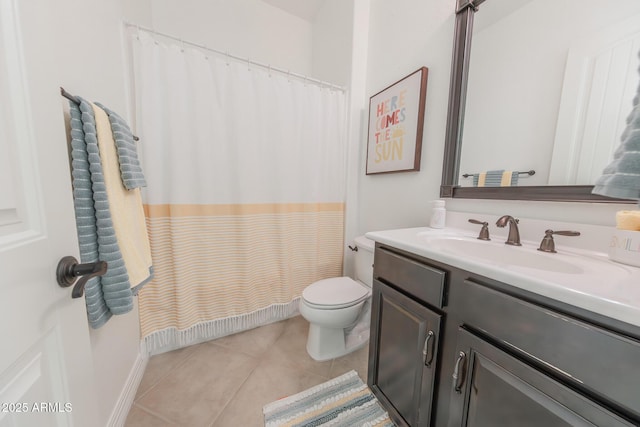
[367,227,640,329]
[423,236,584,274]
[410,229,635,297]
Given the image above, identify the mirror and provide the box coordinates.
[441,0,640,202]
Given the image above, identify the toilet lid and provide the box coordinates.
[302,277,369,307]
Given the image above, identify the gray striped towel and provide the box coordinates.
[69,99,134,329]
[472,170,519,187]
[95,102,147,190]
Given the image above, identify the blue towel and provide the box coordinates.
[69,99,134,328]
[511,172,520,186]
[95,102,147,190]
[484,169,505,186]
[471,170,519,187]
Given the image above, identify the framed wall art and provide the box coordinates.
[366,67,428,174]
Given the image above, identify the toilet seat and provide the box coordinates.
[302,277,370,310]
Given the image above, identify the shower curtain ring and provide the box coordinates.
[179,39,185,52]
[247,57,251,71]
[225,51,230,66]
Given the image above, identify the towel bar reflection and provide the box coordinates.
[462,169,535,178]
[60,87,140,141]
[56,256,108,299]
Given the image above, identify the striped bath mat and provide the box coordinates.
[263,370,395,427]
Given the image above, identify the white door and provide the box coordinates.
[0,1,98,426]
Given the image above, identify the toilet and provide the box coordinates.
[299,235,375,361]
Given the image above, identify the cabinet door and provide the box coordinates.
[448,328,634,427]
[368,279,442,426]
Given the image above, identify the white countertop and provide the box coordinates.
[366,227,640,329]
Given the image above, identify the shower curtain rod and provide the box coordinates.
[60,87,140,141]
[123,22,347,92]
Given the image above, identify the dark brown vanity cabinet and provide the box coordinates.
[369,244,640,427]
[447,327,634,427]
[368,247,446,427]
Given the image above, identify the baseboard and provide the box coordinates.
[107,344,149,427]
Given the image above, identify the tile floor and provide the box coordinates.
[124,315,370,426]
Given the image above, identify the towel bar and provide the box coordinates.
[462,169,535,178]
[60,87,140,141]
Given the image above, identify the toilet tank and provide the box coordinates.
[353,236,375,288]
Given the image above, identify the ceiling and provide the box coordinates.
[261,0,324,22]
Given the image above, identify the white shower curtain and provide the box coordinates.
[131,30,348,355]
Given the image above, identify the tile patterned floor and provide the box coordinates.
[125,315,369,426]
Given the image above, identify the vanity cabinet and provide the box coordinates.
[368,247,446,427]
[447,327,633,427]
[368,243,640,427]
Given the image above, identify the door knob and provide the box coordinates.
[56,256,108,299]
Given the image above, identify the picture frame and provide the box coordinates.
[365,67,428,174]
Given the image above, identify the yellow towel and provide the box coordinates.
[477,172,487,187]
[92,103,153,288]
[616,210,640,231]
[500,171,513,187]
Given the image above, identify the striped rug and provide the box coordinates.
[263,370,395,427]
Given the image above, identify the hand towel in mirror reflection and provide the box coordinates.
[473,170,519,187]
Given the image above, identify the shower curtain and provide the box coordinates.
[131,30,348,355]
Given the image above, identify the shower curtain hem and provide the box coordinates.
[142,298,301,356]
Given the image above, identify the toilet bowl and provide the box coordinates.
[300,236,374,361]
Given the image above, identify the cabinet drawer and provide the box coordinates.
[459,279,640,419]
[374,247,446,308]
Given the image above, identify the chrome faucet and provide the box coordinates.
[495,215,521,246]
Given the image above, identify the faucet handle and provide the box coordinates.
[537,229,581,253]
[552,230,581,237]
[468,219,490,241]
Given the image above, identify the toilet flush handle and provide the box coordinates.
[348,245,358,252]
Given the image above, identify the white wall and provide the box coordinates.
[16,0,152,425]
[150,0,314,76]
[359,0,458,233]
[312,0,354,87]
[360,0,636,238]
[342,0,370,276]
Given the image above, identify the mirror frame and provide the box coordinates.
[440,0,633,203]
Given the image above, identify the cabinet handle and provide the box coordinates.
[452,351,467,393]
[423,330,435,367]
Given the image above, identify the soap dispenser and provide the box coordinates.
[430,200,446,229]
